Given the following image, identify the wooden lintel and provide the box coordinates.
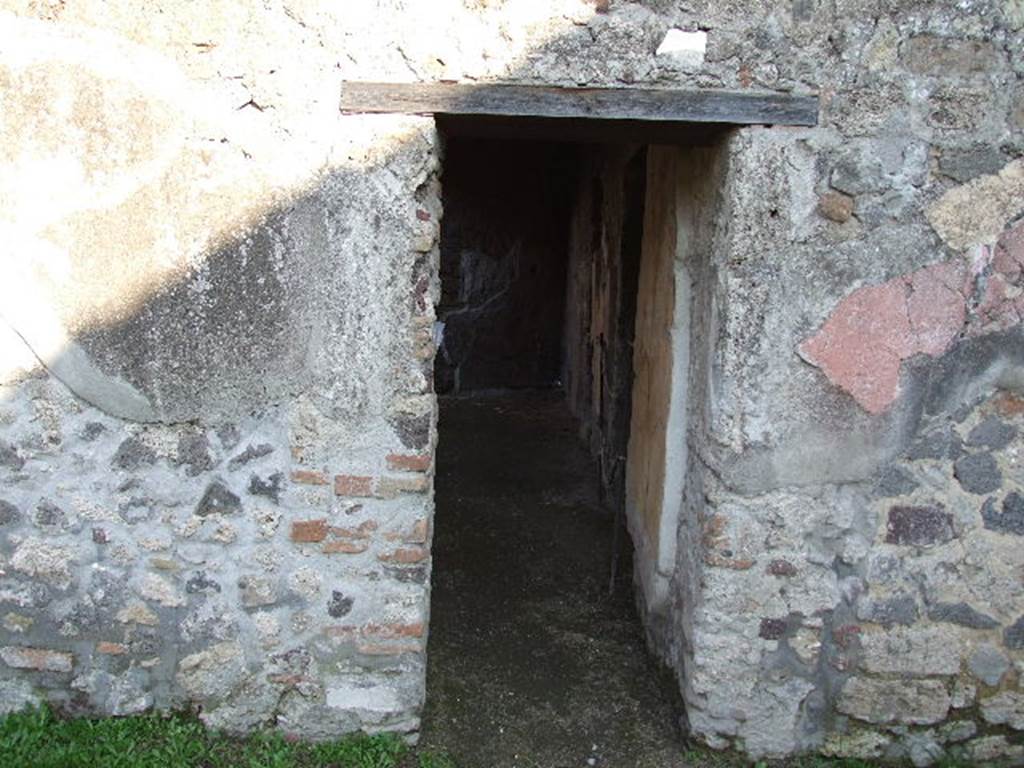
[340,81,818,127]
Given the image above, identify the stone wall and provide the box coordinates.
[2,0,1024,764]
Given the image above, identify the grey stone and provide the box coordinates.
[941,148,1012,183]
[969,643,1010,686]
[185,572,221,595]
[111,438,156,471]
[391,412,430,450]
[906,426,963,461]
[227,443,274,471]
[885,505,955,546]
[327,590,354,618]
[857,593,919,626]
[981,493,1024,535]
[0,678,38,715]
[953,453,1002,495]
[0,441,25,470]
[901,36,1003,77]
[0,499,20,526]
[873,466,919,497]
[928,601,999,629]
[904,732,944,768]
[176,433,214,476]
[981,691,1024,730]
[238,576,276,608]
[1005,615,1024,649]
[384,566,428,585]
[81,421,107,441]
[118,497,152,524]
[838,677,950,725]
[967,417,1017,450]
[33,500,65,529]
[72,669,153,716]
[247,472,283,504]
[177,642,247,700]
[937,720,977,744]
[830,153,888,195]
[195,482,241,517]
[10,539,75,589]
[860,626,961,676]
[216,424,241,449]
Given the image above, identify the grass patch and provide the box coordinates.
[0,705,457,768]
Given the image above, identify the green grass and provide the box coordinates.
[0,707,980,768]
[0,705,457,768]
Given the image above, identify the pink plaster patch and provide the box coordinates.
[802,221,1024,414]
[994,220,1024,279]
[800,260,968,414]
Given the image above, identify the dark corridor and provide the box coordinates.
[420,133,685,766]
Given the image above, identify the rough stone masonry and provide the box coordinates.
[1,0,1023,765]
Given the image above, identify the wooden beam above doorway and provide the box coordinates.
[340,81,818,127]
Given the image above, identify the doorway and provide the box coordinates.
[419,128,688,767]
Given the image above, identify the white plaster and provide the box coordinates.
[656,29,707,66]
[327,680,404,713]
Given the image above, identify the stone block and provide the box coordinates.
[838,677,950,724]
[953,453,1002,495]
[885,506,955,547]
[967,417,1017,449]
[982,493,1024,536]
[981,691,1024,730]
[901,36,1002,77]
[1,646,73,672]
[859,626,961,675]
[195,482,242,516]
[969,643,1010,686]
[928,601,998,629]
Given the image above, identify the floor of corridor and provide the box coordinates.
[418,393,686,768]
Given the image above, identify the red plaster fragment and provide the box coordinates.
[997,220,1024,273]
[905,263,967,356]
[800,259,970,414]
[799,280,911,414]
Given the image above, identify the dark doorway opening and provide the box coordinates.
[420,128,686,767]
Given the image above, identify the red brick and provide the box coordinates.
[385,518,430,544]
[365,622,425,639]
[378,546,428,565]
[328,520,377,539]
[386,453,431,472]
[992,391,1024,417]
[96,642,127,655]
[325,622,424,640]
[356,641,422,656]
[290,469,328,485]
[290,519,328,543]
[1,646,72,672]
[322,540,369,555]
[334,475,374,497]
[376,475,430,499]
[407,519,429,544]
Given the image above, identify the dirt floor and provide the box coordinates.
[419,393,688,768]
